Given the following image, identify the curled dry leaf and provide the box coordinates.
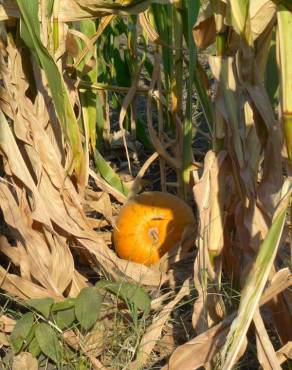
[12,352,38,370]
[85,190,113,223]
[193,2,216,50]
[0,315,16,333]
[83,322,105,357]
[63,330,81,351]
[0,332,9,347]
[276,342,292,365]
[193,150,227,256]
[191,151,227,332]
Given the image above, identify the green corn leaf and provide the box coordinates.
[220,190,289,369]
[75,287,103,330]
[94,149,129,196]
[10,312,34,354]
[277,5,292,165]
[16,0,84,178]
[35,323,62,364]
[182,0,201,190]
[137,118,153,150]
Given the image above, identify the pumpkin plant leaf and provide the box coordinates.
[75,287,103,330]
[28,336,42,358]
[52,298,76,312]
[54,307,76,330]
[35,323,62,364]
[10,312,35,354]
[96,281,151,314]
[26,297,54,319]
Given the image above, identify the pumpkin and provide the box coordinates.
[113,191,196,265]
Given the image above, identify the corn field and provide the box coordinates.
[0,0,291,369]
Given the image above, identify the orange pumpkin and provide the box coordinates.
[113,191,196,265]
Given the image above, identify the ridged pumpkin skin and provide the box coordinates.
[113,192,196,265]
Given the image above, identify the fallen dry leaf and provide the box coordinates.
[12,352,38,370]
[0,315,16,333]
[254,309,282,370]
[0,332,9,347]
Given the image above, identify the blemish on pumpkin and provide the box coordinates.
[148,227,159,244]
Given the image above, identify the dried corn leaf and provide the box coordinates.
[193,2,216,50]
[0,266,60,300]
[0,0,161,22]
[254,309,282,370]
[164,267,291,370]
[193,150,227,255]
[250,0,276,40]
[277,342,292,364]
[0,111,52,228]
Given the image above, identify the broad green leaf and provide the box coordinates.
[75,287,103,330]
[10,312,34,354]
[26,297,54,319]
[35,323,62,364]
[52,298,76,312]
[28,336,42,358]
[220,197,289,369]
[96,281,151,314]
[54,307,76,330]
[16,0,84,178]
[94,149,129,196]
